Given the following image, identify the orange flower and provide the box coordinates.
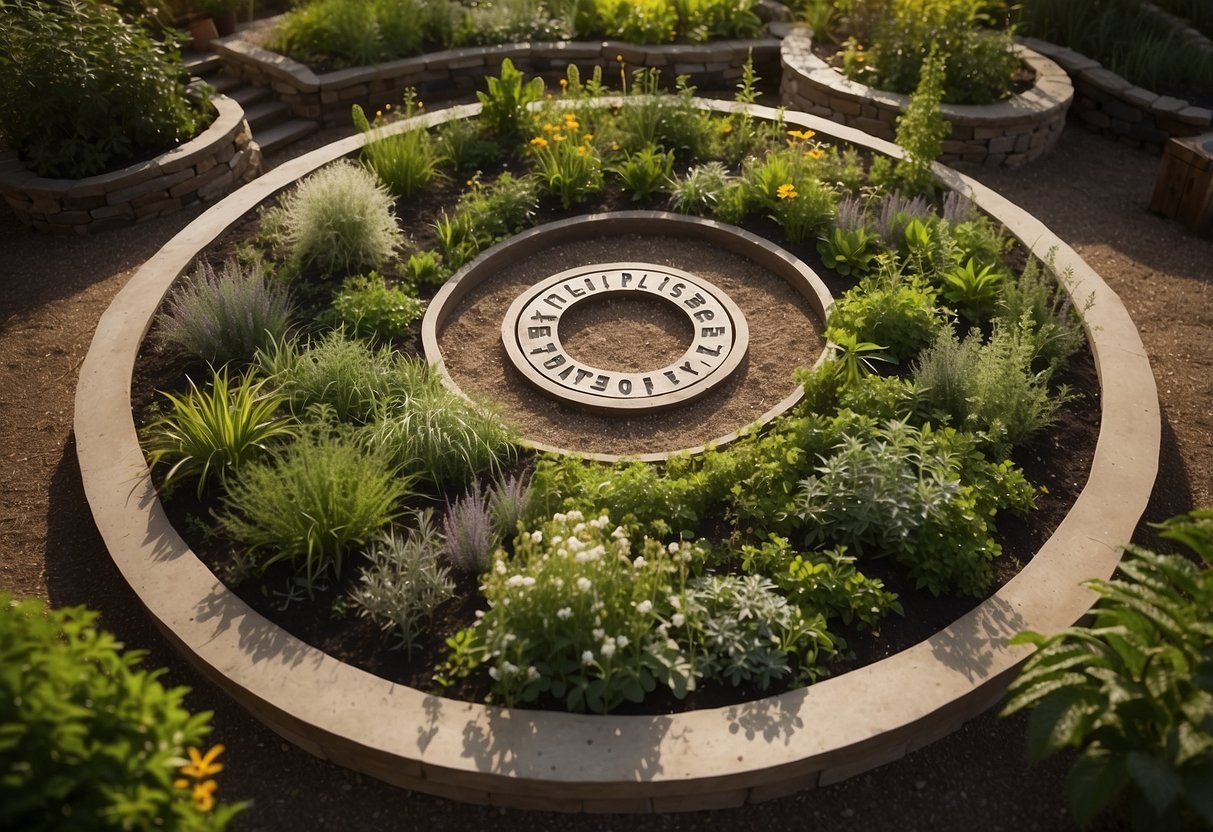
[776,183,798,200]
[807,147,825,160]
[191,780,218,813]
[530,136,549,148]
[179,745,225,779]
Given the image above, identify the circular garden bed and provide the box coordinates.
[76,88,1158,811]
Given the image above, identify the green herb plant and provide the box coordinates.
[1002,509,1213,831]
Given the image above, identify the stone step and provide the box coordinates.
[208,72,242,95]
[228,83,270,109]
[182,51,224,77]
[244,98,290,132]
[255,118,319,156]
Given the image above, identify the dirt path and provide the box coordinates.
[1,123,1207,830]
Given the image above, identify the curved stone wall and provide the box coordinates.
[779,27,1072,168]
[0,95,260,234]
[75,99,1158,811]
[215,21,783,128]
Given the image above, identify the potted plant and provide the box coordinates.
[195,0,241,37]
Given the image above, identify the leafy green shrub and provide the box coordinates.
[914,321,1072,455]
[796,419,1034,596]
[143,367,296,498]
[478,58,545,139]
[435,117,503,174]
[941,257,1005,321]
[843,0,1019,105]
[684,573,838,687]
[364,364,517,492]
[348,509,455,653]
[1003,509,1213,831]
[528,119,604,209]
[466,511,699,712]
[218,431,408,587]
[996,254,1085,372]
[155,259,295,367]
[0,594,244,830]
[888,47,950,196]
[352,101,443,199]
[405,250,453,287]
[266,0,427,69]
[740,141,839,242]
[826,266,945,364]
[818,226,880,278]
[610,143,674,200]
[0,0,211,178]
[281,159,402,277]
[319,271,425,343]
[738,535,902,627]
[433,172,539,269]
[593,0,678,43]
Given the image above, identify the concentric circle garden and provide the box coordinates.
[75,67,1158,812]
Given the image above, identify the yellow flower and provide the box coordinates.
[577,145,587,156]
[807,147,825,160]
[786,129,816,141]
[376,110,383,118]
[179,745,225,779]
[191,780,218,813]
[384,103,392,111]
[583,133,594,141]
[174,778,190,790]
[611,141,620,151]
[543,122,555,132]
[560,78,568,88]
[616,53,624,63]
[552,132,566,142]
[721,123,733,134]
[466,179,475,187]
[564,120,580,131]
[777,183,798,200]
[416,101,424,109]
[530,136,549,148]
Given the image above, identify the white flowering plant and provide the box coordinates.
[475,510,699,713]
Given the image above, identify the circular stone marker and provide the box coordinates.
[501,262,749,412]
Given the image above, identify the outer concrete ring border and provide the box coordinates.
[75,97,1159,811]
[422,211,832,462]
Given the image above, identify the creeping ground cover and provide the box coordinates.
[133,59,1098,714]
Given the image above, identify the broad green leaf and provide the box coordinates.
[1125,751,1183,815]
[1026,687,1098,762]
[1067,747,1128,829]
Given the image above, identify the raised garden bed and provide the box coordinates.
[0,95,260,234]
[76,93,1158,811]
[214,17,783,128]
[780,27,1072,169]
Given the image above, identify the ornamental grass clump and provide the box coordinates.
[0,594,245,830]
[218,432,408,588]
[281,159,402,277]
[155,259,295,366]
[143,366,297,498]
[352,97,443,199]
[364,363,517,493]
[349,509,455,654]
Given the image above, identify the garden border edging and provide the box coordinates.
[1016,35,1213,153]
[779,27,1072,168]
[214,19,783,129]
[0,95,261,234]
[422,209,834,463]
[75,98,1159,812]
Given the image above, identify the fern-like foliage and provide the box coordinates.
[1003,509,1213,831]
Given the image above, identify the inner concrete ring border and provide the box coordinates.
[500,261,751,414]
[75,97,1160,812]
[425,213,829,462]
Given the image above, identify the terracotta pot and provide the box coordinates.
[189,16,218,51]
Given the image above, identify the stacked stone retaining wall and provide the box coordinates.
[779,27,1072,169]
[0,96,260,234]
[215,22,783,129]
[1018,36,1212,154]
